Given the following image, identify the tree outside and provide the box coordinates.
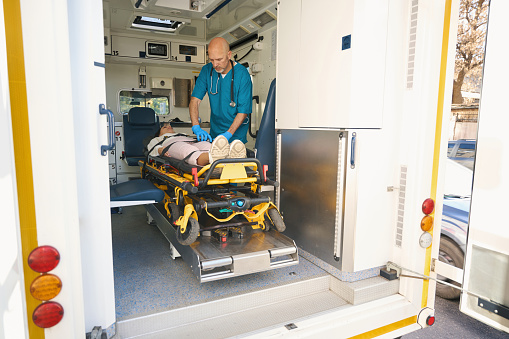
[452,0,489,105]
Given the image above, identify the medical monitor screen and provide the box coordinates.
[179,45,197,56]
[147,43,168,56]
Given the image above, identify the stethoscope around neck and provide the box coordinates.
[209,60,236,108]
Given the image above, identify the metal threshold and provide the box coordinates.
[116,275,415,339]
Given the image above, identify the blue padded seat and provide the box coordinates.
[110,179,164,202]
[123,107,160,166]
[254,79,276,179]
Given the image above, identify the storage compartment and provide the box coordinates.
[150,77,173,89]
[110,36,205,64]
[173,78,192,107]
[276,0,389,129]
[111,35,146,58]
[170,41,205,64]
[278,129,397,272]
[145,41,170,59]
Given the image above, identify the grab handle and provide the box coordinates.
[99,104,115,156]
[350,132,356,169]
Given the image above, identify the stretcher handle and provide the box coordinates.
[99,104,115,156]
[181,181,199,194]
[200,157,262,187]
[201,196,270,209]
[263,178,279,187]
[261,164,279,187]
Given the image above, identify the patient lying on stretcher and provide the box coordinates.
[146,122,247,166]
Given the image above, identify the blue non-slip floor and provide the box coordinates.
[111,205,328,321]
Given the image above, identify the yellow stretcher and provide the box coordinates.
[139,155,285,246]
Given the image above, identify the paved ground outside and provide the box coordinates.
[403,296,508,338]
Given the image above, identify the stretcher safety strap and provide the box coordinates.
[143,134,195,178]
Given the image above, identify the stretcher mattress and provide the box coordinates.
[147,155,257,177]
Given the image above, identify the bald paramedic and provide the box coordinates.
[190,37,253,143]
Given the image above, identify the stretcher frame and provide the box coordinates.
[139,155,299,282]
[139,155,285,243]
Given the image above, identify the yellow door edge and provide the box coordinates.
[422,0,453,309]
[3,0,43,337]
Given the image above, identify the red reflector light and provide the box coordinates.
[422,198,435,215]
[27,246,60,273]
[32,301,64,328]
[426,315,435,326]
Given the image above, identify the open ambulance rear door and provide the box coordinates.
[460,1,509,333]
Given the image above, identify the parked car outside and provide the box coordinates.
[435,140,476,299]
[437,195,470,299]
[447,139,476,170]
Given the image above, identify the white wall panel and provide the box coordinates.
[276,0,388,129]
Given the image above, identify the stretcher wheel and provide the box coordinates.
[177,218,200,246]
[263,220,271,232]
[268,209,286,232]
[177,191,185,209]
[167,203,181,224]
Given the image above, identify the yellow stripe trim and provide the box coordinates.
[348,316,417,339]
[422,0,453,308]
[3,1,43,337]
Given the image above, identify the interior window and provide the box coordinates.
[118,89,170,115]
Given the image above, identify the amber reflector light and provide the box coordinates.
[32,301,64,328]
[421,215,434,231]
[30,274,62,301]
[27,246,60,273]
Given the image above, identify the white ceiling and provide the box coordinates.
[104,0,277,42]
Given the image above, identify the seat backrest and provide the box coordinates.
[123,107,160,164]
[254,79,276,179]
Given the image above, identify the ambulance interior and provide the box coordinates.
[103,0,432,337]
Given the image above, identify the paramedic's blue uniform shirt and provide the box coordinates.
[192,62,252,143]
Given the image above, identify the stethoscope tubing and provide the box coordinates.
[209,60,236,108]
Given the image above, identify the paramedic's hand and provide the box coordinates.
[218,131,232,141]
[192,125,212,142]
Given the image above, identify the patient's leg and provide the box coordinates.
[196,153,209,166]
[195,141,212,151]
[194,141,212,166]
[165,138,207,166]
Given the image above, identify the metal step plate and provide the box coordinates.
[146,203,299,282]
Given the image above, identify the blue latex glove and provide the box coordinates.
[218,131,232,141]
[192,125,212,142]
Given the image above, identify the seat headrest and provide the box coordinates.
[128,107,157,126]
